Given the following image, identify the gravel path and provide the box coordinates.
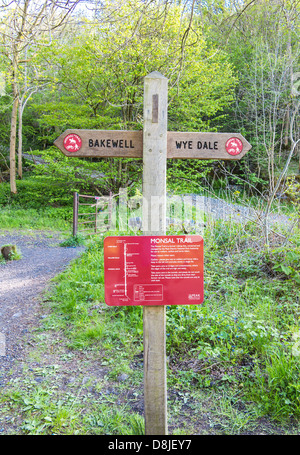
[202,196,292,226]
[0,230,84,383]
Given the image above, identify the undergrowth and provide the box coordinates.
[0,206,72,231]
[1,217,300,435]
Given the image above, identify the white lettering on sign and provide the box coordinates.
[150,237,192,244]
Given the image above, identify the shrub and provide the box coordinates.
[0,176,73,209]
[250,347,300,418]
[264,246,300,285]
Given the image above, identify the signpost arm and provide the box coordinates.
[142,71,168,435]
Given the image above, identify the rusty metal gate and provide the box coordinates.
[72,192,114,236]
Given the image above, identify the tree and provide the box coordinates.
[208,1,299,184]
[193,0,299,243]
[0,0,79,193]
[29,0,236,194]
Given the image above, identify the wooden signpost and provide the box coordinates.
[54,71,251,436]
[54,129,251,160]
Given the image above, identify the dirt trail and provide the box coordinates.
[0,230,84,385]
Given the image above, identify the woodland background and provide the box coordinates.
[0,0,299,212]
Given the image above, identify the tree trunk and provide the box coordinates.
[18,102,23,179]
[10,87,19,194]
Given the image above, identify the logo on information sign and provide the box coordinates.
[63,133,82,152]
[188,293,201,301]
[225,137,243,156]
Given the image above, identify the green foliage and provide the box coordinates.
[1,147,141,208]
[285,177,300,221]
[0,172,73,209]
[27,148,142,196]
[167,305,281,365]
[221,0,300,180]
[0,206,72,230]
[0,97,11,149]
[250,348,300,418]
[59,234,85,248]
[29,0,236,150]
[3,370,144,435]
[264,246,300,285]
[167,160,213,193]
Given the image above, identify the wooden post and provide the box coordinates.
[54,71,251,437]
[73,192,79,237]
[95,198,98,233]
[142,71,168,435]
[108,191,112,230]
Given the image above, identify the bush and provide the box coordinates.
[59,234,85,247]
[264,246,300,285]
[0,176,74,209]
[250,347,300,418]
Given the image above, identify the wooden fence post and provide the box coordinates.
[95,198,99,233]
[108,191,112,230]
[73,192,79,237]
[142,71,168,435]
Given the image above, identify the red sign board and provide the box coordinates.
[104,235,204,306]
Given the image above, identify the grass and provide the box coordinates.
[1,208,300,434]
[59,234,85,247]
[2,371,144,435]
[0,206,72,231]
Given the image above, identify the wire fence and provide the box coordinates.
[72,191,207,237]
[72,189,295,241]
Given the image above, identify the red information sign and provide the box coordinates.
[104,235,204,306]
